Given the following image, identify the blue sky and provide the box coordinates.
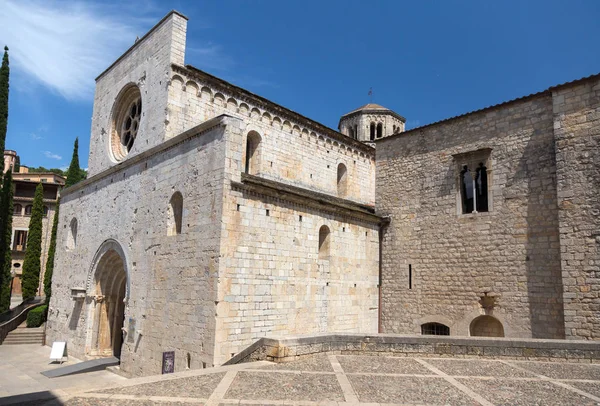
[0,0,599,170]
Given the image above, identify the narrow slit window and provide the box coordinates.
[245,131,261,174]
[168,191,183,236]
[460,165,474,214]
[318,225,331,259]
[476,163,488,212]
[337,163,348,197]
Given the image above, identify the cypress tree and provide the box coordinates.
[0,170,13,311]
[0,46,9,155]
[65,138,83,187]
[21,183,44,300]
[43,198,59,304]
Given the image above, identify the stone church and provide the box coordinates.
[47,11,600,377]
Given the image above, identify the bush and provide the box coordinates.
[26,305,47,327]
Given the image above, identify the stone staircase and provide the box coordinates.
[3,322,44,345]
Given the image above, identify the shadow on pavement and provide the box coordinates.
[0,390,64,406]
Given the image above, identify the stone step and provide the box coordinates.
[7,330,44,334]
[3,338,43,344]
[7,330,44,335]
[5,333,44,339]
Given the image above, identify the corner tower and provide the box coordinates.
[338,103,405,143]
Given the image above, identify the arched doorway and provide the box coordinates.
[90,248,127,358]
[470,315,504,337]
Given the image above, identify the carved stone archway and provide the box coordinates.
[87,241,129,358]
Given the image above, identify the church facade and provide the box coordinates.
[46,11,600,377]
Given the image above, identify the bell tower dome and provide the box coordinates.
[338,103,405,143]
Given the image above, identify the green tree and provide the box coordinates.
[43,198,59,304]
[21,183,44,299]
[65,138,84,187]
[0,170,13,311]
[0,46,9,155]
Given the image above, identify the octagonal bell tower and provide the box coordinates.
[338,103,405,143]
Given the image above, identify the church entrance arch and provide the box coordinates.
[87,240,129,358]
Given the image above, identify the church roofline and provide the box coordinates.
[338,107,406,129]
[375,71,600,143]
[61,115,233,197]
[339,105,406,123]
[95,10,188,82]
[174,64,375,156]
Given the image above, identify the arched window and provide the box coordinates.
[470,315,504,337]
[25,205,33,216]
[13,204,22,215]
[421,322,450,336]
[348,127,354,139]
[460,165,474,214]
[337,163,348,197]
[67,218,77,250]
[369,122,375,141]
[476,163,488,212]
[376,123,383,138]
[168,191,183,236]
[354,125,358,139]
[461,162,488,214]
[318,225,330,259]
[42,206,49,217]
[245,131,262,175]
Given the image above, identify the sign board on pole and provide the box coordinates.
[50,341,68,363]
[162,351,175,374]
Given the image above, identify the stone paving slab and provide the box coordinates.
[256,354,334,372]
[65,399,197,405]
[512,360,600,380]
[348,374,477,405]
[337,354,433,375]
[98,372,225,398]
[224,371,344,402]
[6,348,600,405]
[567,381,600,398]
[459,378,597,406]
[426,359,537,378]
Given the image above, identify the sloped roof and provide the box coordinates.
[340,103,406,123]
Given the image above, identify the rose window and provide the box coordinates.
[111,85,142,161]
[121,97,142,152]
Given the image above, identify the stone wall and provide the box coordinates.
[376,93,566,339]
[47,118,232,377]
[226,333,600,365]
[167,67,376,206]
[553,77,600,339]
[208,119,381,365]
[87,11,187,177]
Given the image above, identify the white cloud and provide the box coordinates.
[43,151,62,160]
[0,1,147,100]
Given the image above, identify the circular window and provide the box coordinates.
[111,85,142,161]
[13,263,21,268]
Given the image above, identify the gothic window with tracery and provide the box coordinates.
[456,150,491,214]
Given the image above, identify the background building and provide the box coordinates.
[3,153,65,299]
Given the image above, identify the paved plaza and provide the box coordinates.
[2,345,600,405]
